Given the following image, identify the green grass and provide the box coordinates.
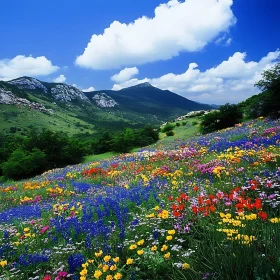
[158,117,201,145]
[82,152,119,163]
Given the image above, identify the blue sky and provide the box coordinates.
[0,0,279,104]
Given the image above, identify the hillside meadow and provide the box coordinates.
[0,117,279,280]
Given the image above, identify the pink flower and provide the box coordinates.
[40,225,50,234]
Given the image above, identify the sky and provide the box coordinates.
[0,0,279,104]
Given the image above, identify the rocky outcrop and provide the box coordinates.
[0,88,54,114]
[51,84,89,102]
[8,77,48,93]
[91,93,118,108]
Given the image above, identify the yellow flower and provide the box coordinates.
[102,265,109,272]
[114,273,123,280]
[151,245,157,251]
[110,264,117,271]
[95,250,103,257]
[106,276,113,280]
[80,268,87,276]
[80,276,86,280]
[137,249,144,255]
[126,258,133,265]
[146,213,155,218]
[219,213,225,218]
[137,239,144,246]
[167,229,175,235]
[270,217,279,223]
[113,257,119,263]
[158,210,169,219]
[161,245,168,252]
[182,263,190,270]
[166,235,173,241]
[94,270,103,279]
[164,252,170,259]
[104,255,111,262]
[154,206,160,210]
[129,244,137,250]
[0,260,7,267]
[24,227,30,233]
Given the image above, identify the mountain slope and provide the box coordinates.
[0,77,212,136]
[85,82,211,119]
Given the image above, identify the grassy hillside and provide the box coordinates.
[0,117,279,279]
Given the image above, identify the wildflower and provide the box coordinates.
[129,244,137,250]
[110,264,117,271]
[114,273,123,279]
[0,260,7,267]
[126,258,133,265]
[137,239,144,246]
[106,276,113,280]
[94,270,103,279]
[95,250,103,257]
[146,213,155,218]
[182,263,190,269]
[24,227,30,233]
[80,268,88,276]
[151,245,157,251]
[270,217,279,223]
[167,229,176,235]
[166,235,173,241]
[137,249,144,255]
[161,245,168,251]
[164,252,171,259]
[113,257,119,263]
[103,265,109,272]
[104,255,111,262]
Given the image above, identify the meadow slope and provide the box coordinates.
[0,117,280,280]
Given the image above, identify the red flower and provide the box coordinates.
[168,196,173,201]
[43,275,52,280]
[258,211,268,221]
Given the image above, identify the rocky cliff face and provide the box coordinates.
[91,93,118,108]
[8,77,48,93]
[0,88,54,114]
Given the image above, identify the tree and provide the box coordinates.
[255,62,280,94]
[2,148,46,180]
[254,62,280,117]
[200,104,242,133]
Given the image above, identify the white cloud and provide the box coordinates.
[112,50,280,104]
[0,55,59,81]
[76,0,236,69]
[53,74,66,83]
[111,67,139,83]
[82,86,96,92]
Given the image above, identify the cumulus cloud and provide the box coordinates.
[112,50,280,104]
[76,0,236,69]
[111,67,139,83]
[53,74,66,83]
[0,55,59,81]
[82,86,96,92]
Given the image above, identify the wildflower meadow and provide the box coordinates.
[0,117,280,280]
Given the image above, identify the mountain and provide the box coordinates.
[0,77,212,136]
[85,82,211,118]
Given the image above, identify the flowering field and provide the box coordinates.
[0,118,280,280]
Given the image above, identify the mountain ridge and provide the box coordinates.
[0,76,213,136]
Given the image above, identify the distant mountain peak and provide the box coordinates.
[129,82,154,89]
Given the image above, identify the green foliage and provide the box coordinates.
[2,148,46,180]
[176,122,180,127]
[0,129,89,180]
[200,104,243,133]
[161,123,175,133]
[166,130,174,136]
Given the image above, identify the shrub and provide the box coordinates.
[166,131,174,136]
[161,123,175,133]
